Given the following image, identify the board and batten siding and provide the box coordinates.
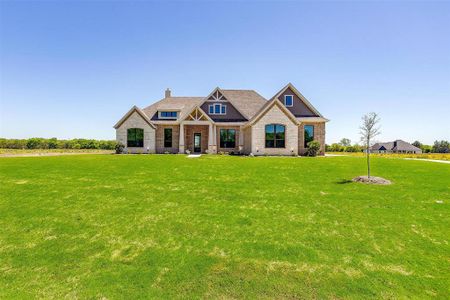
[116,111,156,153]
[251,105,298,156]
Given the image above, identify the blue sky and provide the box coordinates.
[1,1,449,144]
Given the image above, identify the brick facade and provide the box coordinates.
[156,125,180,154]
[298,122,326,155]
[216,125,240,153]
[185,125,209,154]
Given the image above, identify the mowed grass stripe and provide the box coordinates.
[0,155,449,298]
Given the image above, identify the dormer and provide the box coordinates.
[158,110,179,119]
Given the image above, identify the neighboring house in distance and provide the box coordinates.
[371,140,422,154]
[114,83,329,156]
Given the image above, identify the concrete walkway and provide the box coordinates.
[187,154,202,158]
[403,158,450,164]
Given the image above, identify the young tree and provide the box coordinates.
[339,138,351,147]
[359,112,381,178]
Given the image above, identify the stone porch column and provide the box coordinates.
[239,126,244,152]
[179,122,185,154]
[208,123,215,154]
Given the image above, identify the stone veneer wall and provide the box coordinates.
[185,125,209,154]
[298,122,326,155]
[216,126,240,153]
[251,105,298,156]
[116,111,156,154]
[155,125,180,154]
[242,126,252,155]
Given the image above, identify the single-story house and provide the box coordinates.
[371,140,422,154]
[114,83,329,156]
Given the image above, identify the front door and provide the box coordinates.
[194,133,201,153]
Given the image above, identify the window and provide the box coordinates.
[220,129,236,148]
[265,124,285,148]
[127,128,144,147]
[304,125,314,148]
[164,128,172,148]
[209,103,227,115]
[160,111,177,119]
[284,95,293,107]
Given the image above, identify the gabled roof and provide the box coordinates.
[392,140,422,152]
[142,97,204,123]
[245,98,299,128]
[113,106,156,129]
[122,84,326,126]
[271,83,323,117]
[201,87,267,120]
[219,89,267,119]
[371,140,421,152]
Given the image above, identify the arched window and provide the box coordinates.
[127,128,144,147]
[265,124,285,148]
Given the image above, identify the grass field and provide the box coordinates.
[327,152,450,161]
[0,149,113,156]
[0,155,449,298]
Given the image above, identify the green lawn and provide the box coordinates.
[0,155,449,299]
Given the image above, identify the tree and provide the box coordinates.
[432,140,450,153]
[339,138,351,147]
[359,112,381,178]
[412,141,422,148]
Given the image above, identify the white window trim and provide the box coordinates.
[158,111,178,119]
[209,103,227,115]
[284,95,294,107]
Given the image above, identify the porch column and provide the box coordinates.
[179,122,185,154]
[208,123,214,154]
[239,126,244,151]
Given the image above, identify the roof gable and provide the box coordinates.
[245,99,299,127]
[271,83,323,117]
[182,106,215,122]
[142,97,204,123]
[113,106,156,129]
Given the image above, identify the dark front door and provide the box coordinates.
[194,133,201,153]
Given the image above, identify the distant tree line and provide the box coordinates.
[325,138,450,153]
[0,138,116,150]
[411,140,450,153]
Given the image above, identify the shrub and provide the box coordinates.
[329,143,343,152]
[115,143,125,154]
[26,138,44,149]
[0,138,117,150]
[48,138,58,149]
[306,140,321,156]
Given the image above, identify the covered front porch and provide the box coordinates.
[177,107,244,154]
[179,121,216,154]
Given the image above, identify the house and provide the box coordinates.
[371,140,422,154]
[113,83,329,156]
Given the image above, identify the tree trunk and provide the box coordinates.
[367,138,370,178]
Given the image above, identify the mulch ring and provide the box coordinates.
[352,176,392,185]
